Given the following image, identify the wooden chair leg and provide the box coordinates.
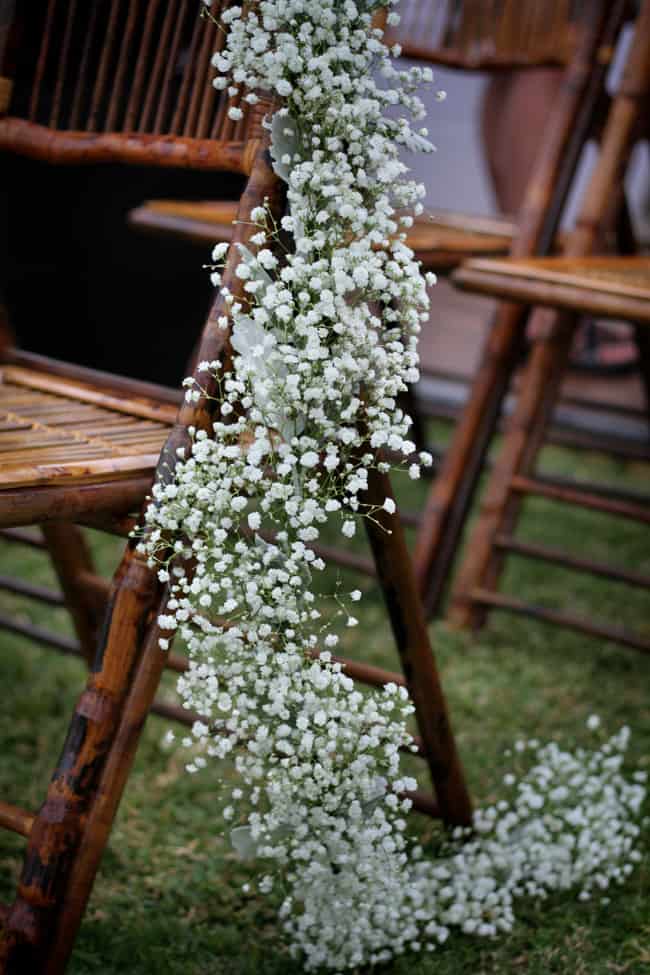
[40,523,106,666]
[42,568,169,974]
[35,473,472,974]
[0,545,160,974]
[364,466,472,826]
[412,305,527,617]
[0,139,284,972]
[447,306,578,628]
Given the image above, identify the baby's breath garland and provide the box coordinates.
[140,1,647,969]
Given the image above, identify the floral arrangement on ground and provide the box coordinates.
[139,0,648,969]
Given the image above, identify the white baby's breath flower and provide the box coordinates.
[139,4,647,970]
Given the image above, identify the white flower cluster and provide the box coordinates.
[282,725,646,969]
[142,1,647,969]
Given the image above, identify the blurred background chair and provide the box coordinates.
[446,0,650,653]
[0,0,265,687]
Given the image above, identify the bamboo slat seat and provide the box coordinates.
[452,255,650,323]
[129,200,515,270]
[0,366,174,490]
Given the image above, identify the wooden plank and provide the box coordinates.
[133,198,239,224]
[128,204,237,245]
[0,118,248,174]
[2,366,177,424]
[0,453,161,489]
[129,199,514,260]
[0,477,152,528]
[7,349,182,406]
[453,262,650,324]
[457,255,650,299]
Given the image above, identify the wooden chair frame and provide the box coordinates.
[444,0,650,650]
[411,0,632,615]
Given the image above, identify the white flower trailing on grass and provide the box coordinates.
[139,1,647,969]
[281,726,646,967]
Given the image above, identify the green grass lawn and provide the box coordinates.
[0,429,649,974]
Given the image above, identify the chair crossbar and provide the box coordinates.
[0,528,46,549]
[0,574,64,606]
[0,612,78,654]
[494,534,650,590]
[471,588,650,654]
[0,800,34,838]
[511,475,650,524]
[535,473,650,510]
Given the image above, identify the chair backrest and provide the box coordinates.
[385,0,586,69]
[0,0,257,173]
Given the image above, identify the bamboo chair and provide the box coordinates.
[410,0,635,615]
[443,1,650,652]
[0,4,471,971]
[124,1,627,605]
[127,0,588,270]
[0,0,263,672]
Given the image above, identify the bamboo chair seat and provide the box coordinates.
[0,366,175,490]
[128,200,515,270]
[452,255,650,323]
